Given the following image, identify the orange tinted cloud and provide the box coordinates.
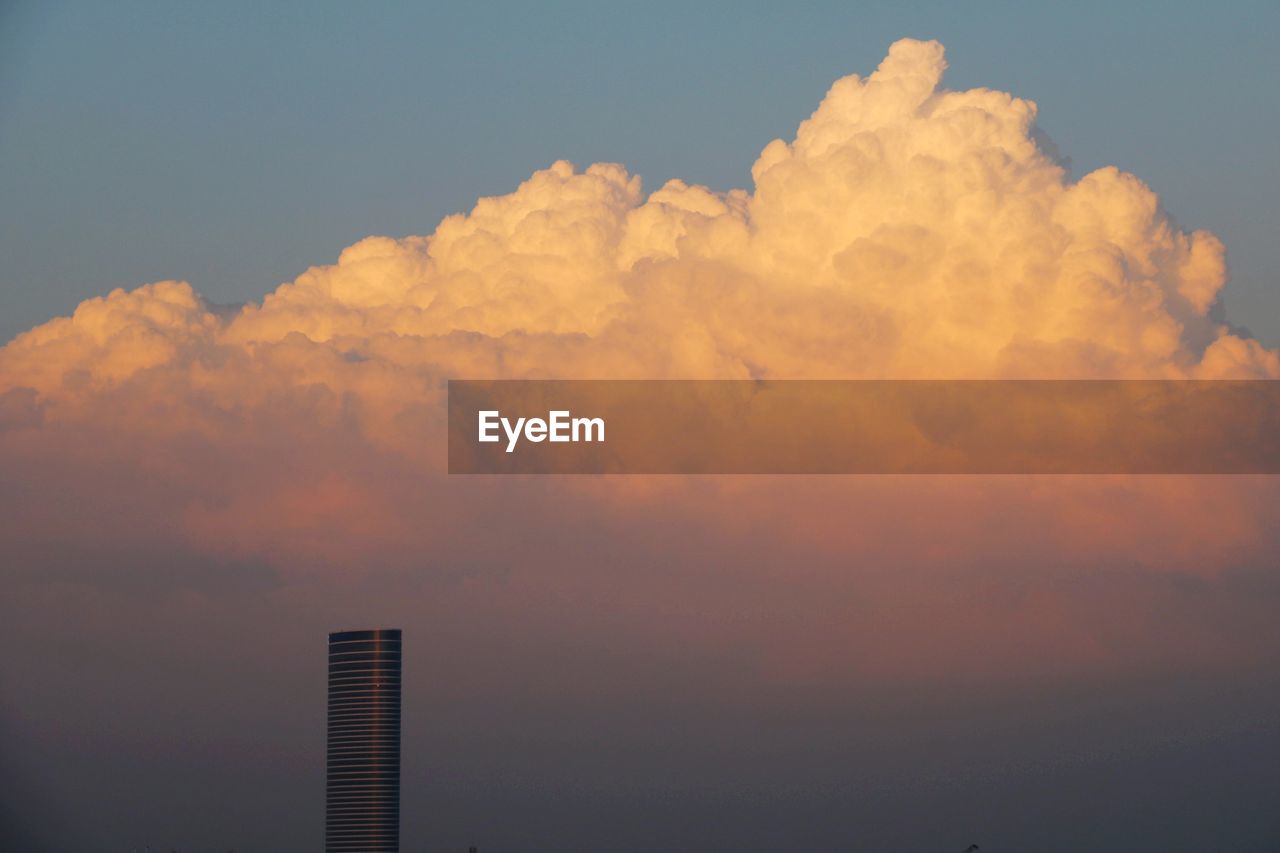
[0,39,1276,684]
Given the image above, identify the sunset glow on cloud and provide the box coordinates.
[5,36,1279,648]
[4,39,1276,405]
[2,33,1275,583]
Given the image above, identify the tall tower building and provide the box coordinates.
[326,628,402,852]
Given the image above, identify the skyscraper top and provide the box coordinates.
[329,628,402,643]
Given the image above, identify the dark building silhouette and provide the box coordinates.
[326,629,402,852]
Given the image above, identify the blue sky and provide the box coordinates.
[1,0,1276,344]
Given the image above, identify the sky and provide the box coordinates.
[2,3,1280,852]
[1,1,1277,347]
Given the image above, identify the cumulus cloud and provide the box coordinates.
[0,37,1276,670]
[4,39,1276,407]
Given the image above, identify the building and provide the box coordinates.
[326,629,402,852]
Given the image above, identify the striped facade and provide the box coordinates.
[326,629,402,852]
